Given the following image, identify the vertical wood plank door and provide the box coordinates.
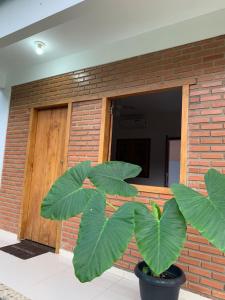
[24,107,67,248]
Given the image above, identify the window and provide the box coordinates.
[99,84,189,193]
[116,138,151,178]
[110,88,183,187]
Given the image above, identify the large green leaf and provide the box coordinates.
[41,161,95,220]
[73,192,141,282]
[88,161,141,197]
[134,199,186,276]
[172,169,225,252]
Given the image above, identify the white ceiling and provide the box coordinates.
[1,0,225,85]
[0,0,85,40]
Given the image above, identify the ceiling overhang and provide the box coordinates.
[6,8,225,87]
[0,0,85,47]
[1,0,225,87]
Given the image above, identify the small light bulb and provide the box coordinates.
[36,46,44,55]
[34,41,46,55]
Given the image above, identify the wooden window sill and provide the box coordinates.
[133,184,172,195]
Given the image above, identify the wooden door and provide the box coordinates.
[24,107,67,248]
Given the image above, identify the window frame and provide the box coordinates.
[98,84,189,195]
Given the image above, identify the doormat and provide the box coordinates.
[0,283,31,300]
[0,239,54,259]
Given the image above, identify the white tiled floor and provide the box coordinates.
[0,230,208,300]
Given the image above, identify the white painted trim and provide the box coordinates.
[0,73,6,88]
[0,88,11,185]
[59,249,73,260]
[0,229,19,243]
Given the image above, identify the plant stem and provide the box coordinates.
[152,271,160,278]
[106,201,117,211]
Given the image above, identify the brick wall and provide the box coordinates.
[0,35,225,299]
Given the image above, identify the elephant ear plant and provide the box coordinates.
[172,168,225,253]
[41,161,144,282]
[134,199,186,276]
[41,161,225,300]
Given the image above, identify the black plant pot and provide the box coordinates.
[134,261,186,300]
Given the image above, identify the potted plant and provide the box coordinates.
[41,161,225,300]
[133,199,186,300]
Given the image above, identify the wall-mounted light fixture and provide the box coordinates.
[34,41,46,55]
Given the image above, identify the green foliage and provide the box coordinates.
[135,199,186,276]
[172,169,225,252]
[41,161,95,220]
[88,161,141,197]
[41,160,225,283]
[151,202,162,220]
[73,192,142,282]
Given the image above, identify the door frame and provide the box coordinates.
[18,100,72,253]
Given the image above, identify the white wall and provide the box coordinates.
[0,73,6,88]
[0,88,11,183]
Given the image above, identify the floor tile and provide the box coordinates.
[23,269,108,300]
[180,290,209,300]
[94,278,139,300]
[0,230,209,300]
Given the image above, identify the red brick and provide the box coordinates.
[212,87,225,93]
[201,278,224,290]
[212,116,225,122]
[200,94,222,101]
[190,130,210,137]
[189,116,210,124]
[190,89,210,96]
[212,290,225,299]
[201,138,222,144]
[188,235,209,244]
[200,245,222,255]
[189,160,210,167]
[202,262,225,273]
[179,256,201,266]
[190,146,211,152]
[213,273,225,282]
[189,250,211,261]
[211,130,225,136]
[212,161,225,167]
[201,123,223,129]
[211,145,225,151]
[201,109,223,115]
[203,54,224,62]
[212,256,225,265]
[201,153,224,159]
[188,282,211,296]
[201,80,223,87]
[212,100,225,107]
